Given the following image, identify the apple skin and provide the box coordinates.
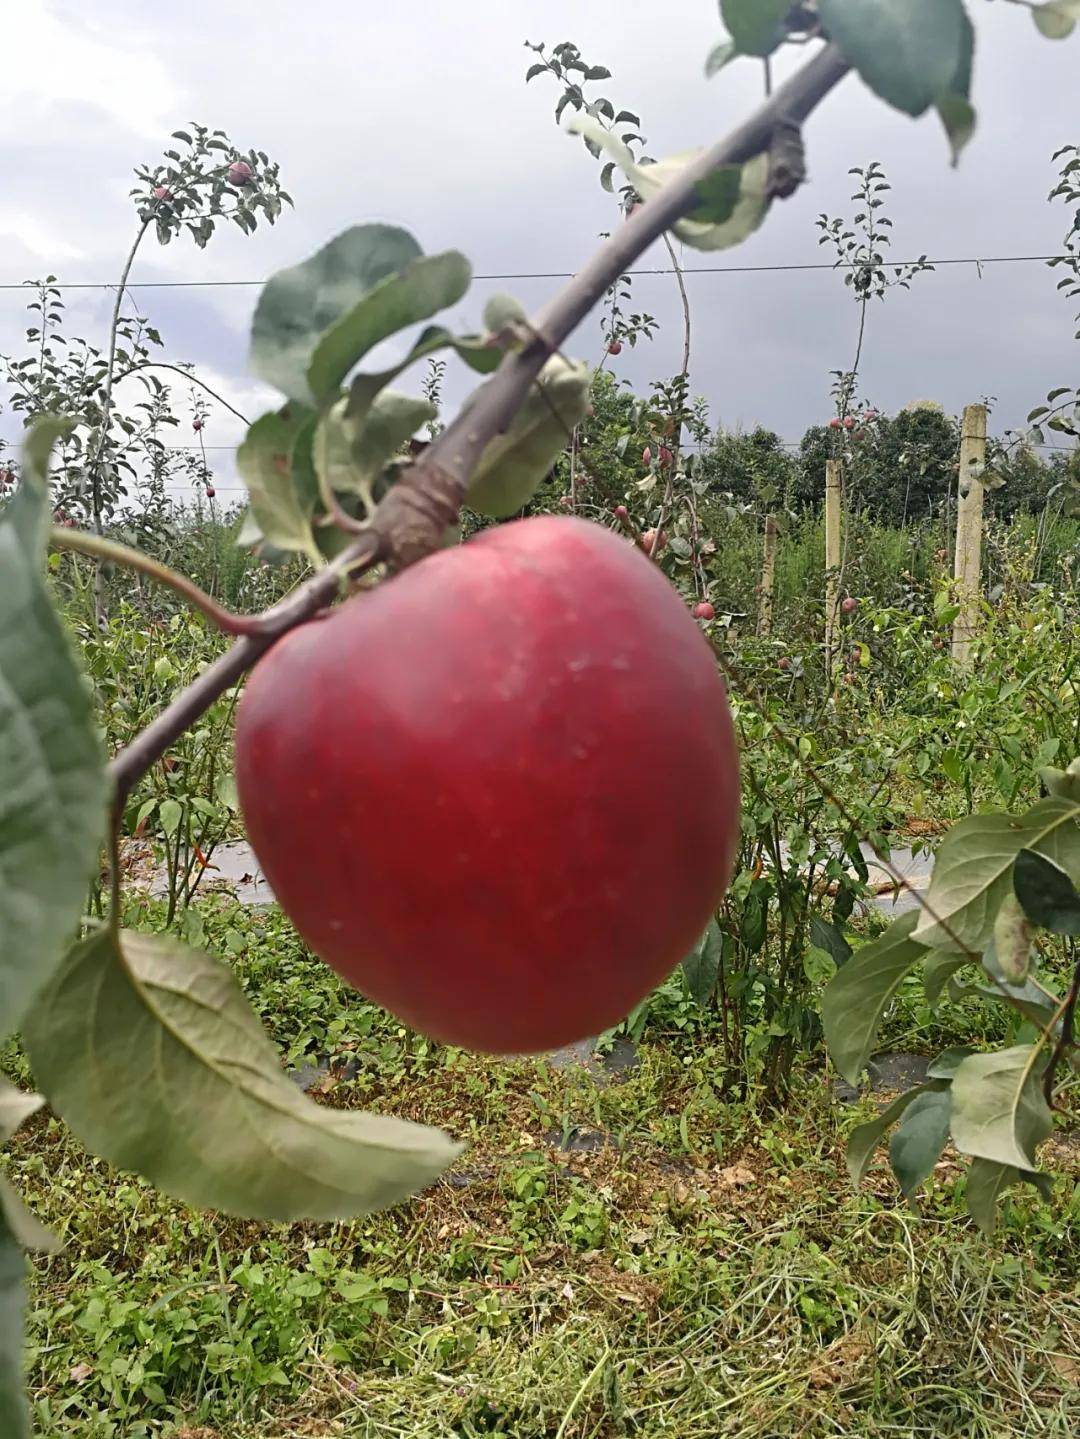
[235,515,740,1054]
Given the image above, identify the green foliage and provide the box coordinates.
[0,421,108,1035]
[720,0,790,56]
[249,225,468,408]
[22,928,459,1221]
[821,912,925,1086]
[819,0,976,155]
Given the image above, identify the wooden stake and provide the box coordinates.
[824,459,842,675]
[951,403,988,665]
[759,513,777,636]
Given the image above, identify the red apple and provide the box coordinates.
[693,601,715,621]
[841,596,858,615]
[607,340,623,356]
[227,160,253,187]
[777,656,791,672]
[613,504,629,522]
[235,516,740,1054]
[828,418,842,430]
[843,416,855,430]
[659,446,674,469]
[205,486,216,499]
[558,495,573,508]
[640,528,667,557]
[153,185,173,201]
[193,417,204,432]
[642,446,652,467]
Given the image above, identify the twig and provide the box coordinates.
[120,361,251,424]
[107,42,852,807]
[50,526,270,637]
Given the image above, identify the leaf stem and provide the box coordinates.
[50,527,271,637]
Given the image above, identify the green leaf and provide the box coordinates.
[346,391,437,491]
[23,929,461,1221]
[950,1045,1054,1170]
[720,0,789,56]
[250,224,470,407]
[888,1086,951,1198]
[704,39,737,77]
[992,893,1034,983]
[346,323,501,422]
[927,1046,975,1080]
[965,1157,1053,1237]
[682,919,722,1006]
[937,93,976,166]
[308,250,471,407]
[0,418,108,1039]
[912,795,1080,952]
[1033,1,1080,40]
[1013,848,1080,936]
[821,911,926,1086]
[466,356,591,517]
[819,0,973,117]
[923,951,970,1007]
[565,115,772,252]
[158,798,182,838]
[846,1081,944,1185]
[236,407,321,563]
[1040,758,1080,802]
[0,1210,29,1439]
[809,913,853,967]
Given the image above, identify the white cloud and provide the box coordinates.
[0,2,180,141]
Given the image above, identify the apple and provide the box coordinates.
[205,486,216,499]
[693,601,715,621]
[613,504,629,522]
[153,185,173,201]
[607,340,623,356]
[642,446,652,467]
[227,160,254,187]
[235,516,740,1053]
[659,446,674,469]
[777,656,791,672]
[558,495,573,508]
[828,418,842,430]
[193,417,204,432]
[843,416,855,430]
[841,596,858,615]
[640,528,667,557]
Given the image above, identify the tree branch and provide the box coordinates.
[107,41,851,807]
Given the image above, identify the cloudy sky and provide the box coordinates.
[1,1,1078,502]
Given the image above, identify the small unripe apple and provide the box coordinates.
[841,596,858,615]
[828,417,842,430]
[192,417,204,432]
[613,504,629,522]
[607,340,623,356]
[227,160,253,187]
[693,601,715,621]
[777,656,791,672]
[153,185,173,201]
[642,446,652,467]
[235,516,740,1053]
[205,486,216,499]
[640,528,667,556]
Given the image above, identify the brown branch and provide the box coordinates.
[107,41,851,808]
[1045,943,1080,1107]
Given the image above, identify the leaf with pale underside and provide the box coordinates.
[23,929,461,1221]
[950,1045,1053,1171]
[821,911,926,1086]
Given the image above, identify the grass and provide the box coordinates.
[4,898,1078,1439]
